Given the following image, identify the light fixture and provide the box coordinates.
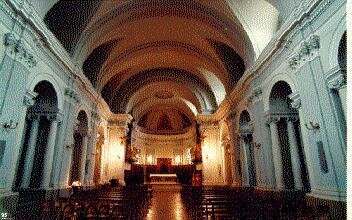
[2,120,18,130]
[305,121,320,130]
[147,155,153,164]
[175,155,181,165]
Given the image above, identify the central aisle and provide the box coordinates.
[146,185,189,220]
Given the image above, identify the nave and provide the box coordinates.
[13,185,345,219]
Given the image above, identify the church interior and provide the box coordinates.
[0,0,347,219]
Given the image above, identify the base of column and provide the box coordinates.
[308,188,346,202]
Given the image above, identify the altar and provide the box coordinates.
[150,174,177,184]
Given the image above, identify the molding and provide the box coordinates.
[308,188,346,202]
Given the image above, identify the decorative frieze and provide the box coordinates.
[91,111,101,123]
[3,33,37,68]
[288,35,320,70]
[247,88,263,105]
[27,111,63,123]
[264,113,299,125]
[64,88,80,103]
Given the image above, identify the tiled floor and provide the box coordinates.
[146,185,188,220]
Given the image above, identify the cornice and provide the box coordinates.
[134,126,196,142]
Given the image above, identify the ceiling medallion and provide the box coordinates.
[154,90,174,99]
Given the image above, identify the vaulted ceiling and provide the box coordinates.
[30,0,295,133]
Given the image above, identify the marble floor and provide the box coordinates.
[146,185,189,220]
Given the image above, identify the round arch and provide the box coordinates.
[73,105,92,132]
[27,73,64,112]
[328,15,346,69]
[263,74,297,112]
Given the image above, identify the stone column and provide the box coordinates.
[41,113,60,188]
[21,114,40,188]
[79,131,89,184]
[267,116,284,190]
[286,117,303,189]
[106,114,133,185]
[240,136,250,186]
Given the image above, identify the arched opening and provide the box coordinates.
[14,81,59,190]
[331,31,347,141]
[268,81,310,191]
[69,111,89,185]
[239,110,256,187]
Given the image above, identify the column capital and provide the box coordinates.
[264,114,280,125]
[23,90,38,107]
[286,116,299,122]
[289,92,301,109]
[327,71,346,90]
[239,123,254,137]
[27,112,40,121]
[46,112,63,123]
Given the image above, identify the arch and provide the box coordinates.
[70,110,89,185]
[239,110,251,125]
[27,73,64,112]
[263,74,297,112]
[238,109,257,187]
[73,105,92,132]
[338,31,347,70]
[267,80,310,191]
[236,108,253,132]
[269,81,294,114]
[328,15,346,69]
[14,80,59,189]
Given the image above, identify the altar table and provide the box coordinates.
[150,174,177,184]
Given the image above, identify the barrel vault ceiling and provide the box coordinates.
[31,0,289,133]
